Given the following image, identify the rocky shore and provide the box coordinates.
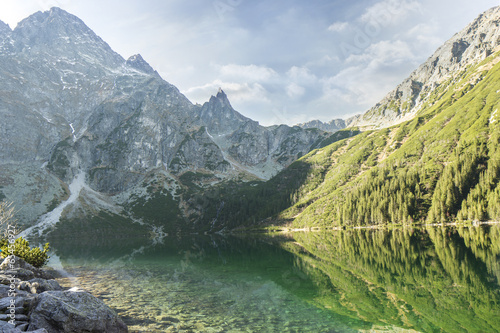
[0,255,128,333]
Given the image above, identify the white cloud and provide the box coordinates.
[217,63,278,82]
[284,66,320,100]
[346,39,415,65]
[405,21,442,52]
[305,55,341,68]
[360,0,422,26]
[286,83,305,98]
[183,79,270,105]
[286,66,317,83]
[323,39,418,112]
[328,21,349,32]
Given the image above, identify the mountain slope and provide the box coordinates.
[204,8,500,230]
[296,119,349,133]
[294,51,499,227]
[349,6,500,129]
[0,8,328,233]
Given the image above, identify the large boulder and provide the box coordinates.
[0,320,23,332]
[0,256,127,332]
[0,321,47,332]
[17,279,63,294]
[0,256,52,280]
[27,289,128,333]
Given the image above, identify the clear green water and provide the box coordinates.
[46,224,500,333]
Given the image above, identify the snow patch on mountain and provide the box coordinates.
[20,171,86,238]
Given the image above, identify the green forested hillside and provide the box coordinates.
[206,52,500,230]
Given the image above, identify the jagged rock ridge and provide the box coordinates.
[296,119,349,132]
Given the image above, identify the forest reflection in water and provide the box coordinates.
[49,224,500,332]
[282,224,500,332]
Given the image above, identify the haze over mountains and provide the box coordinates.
[1,6,500,236]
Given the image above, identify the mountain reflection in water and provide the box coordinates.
[47,224,500,332]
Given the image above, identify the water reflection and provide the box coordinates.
[285,225,500,332]
[46,225,500,332]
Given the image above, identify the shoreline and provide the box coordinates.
[0,255,128,332]
[261,220,500,234]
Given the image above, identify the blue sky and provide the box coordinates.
[0,0,498,125]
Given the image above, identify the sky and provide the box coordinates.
[0,0,498,126]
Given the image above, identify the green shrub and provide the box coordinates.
[0,237,50,268]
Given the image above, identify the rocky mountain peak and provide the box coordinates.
[0,20,11,34]
[0,20,11,47]
[12,7,124,67]
[349,5,500,129]
[214,88,230,105]
[126,54,158,75]
[200,89,252,135]
[202,88,239,120]
[297,119,348,133]
[15,7,90,38]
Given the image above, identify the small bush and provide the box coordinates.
[0,237,50,268]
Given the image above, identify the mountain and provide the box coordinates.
[346,6,500,129]
[296,119,349,132]
[296,7,500,134]
[0,8,329,234]
[202,6,500,231]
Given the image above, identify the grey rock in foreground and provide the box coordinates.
[0,256,127,333]
[0,320,48,332]
[0,256,52,280]
[28,289,128,333]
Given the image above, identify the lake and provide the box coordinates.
[45,224,500,332]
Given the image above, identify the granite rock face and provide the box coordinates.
[0,8,327,228]
[296,119,348,132]
[201,90,327,177]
